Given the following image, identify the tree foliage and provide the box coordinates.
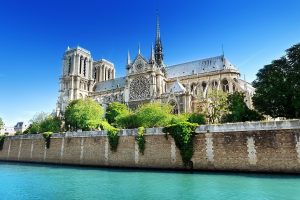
[253,43,300,118]
[116,103,173,128]
[134,103,172,128]
[222,92,264,122]
[24,112,56,134]
[40,116,61,133]
[199,89,228,124]
[0,117,4,129]
[105,102,130,124]
[65,98,104,131]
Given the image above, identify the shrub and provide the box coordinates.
[40,116,61,133]
[163,122,198,168]
[105,102,130,124]
[42,132,53,149]
[0,135,5,150]
[24,122,40,134]
[136,127,146,154]
[100,121,120,151]
[65,98,104,131]
[187,113,206,125]
[134,103,172,128]
[115,112,139,129]
[170,114,190,124]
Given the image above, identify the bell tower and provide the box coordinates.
[56,46,94,116]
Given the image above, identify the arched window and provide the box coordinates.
[108,69,111,79]
[169,100,179,114]
[93,67,97,80]
[233,84,236,92]
[222,79,229,92]
[211,80,218,89]
[83,58,87,77]
[202,82,207,91]
[68,57,72,75]
[79,56,83,74]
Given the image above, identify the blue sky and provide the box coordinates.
[0,0,299,126]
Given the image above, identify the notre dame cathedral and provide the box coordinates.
[56,17,254,116]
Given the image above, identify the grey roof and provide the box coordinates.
[95,77,126,92]
[166,55,238,79]
[166,80,186,93]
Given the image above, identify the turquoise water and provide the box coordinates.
[0,162,300,200]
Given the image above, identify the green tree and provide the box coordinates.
[64,98,104,131]
[24,112,49,134]
[0,117,4,129]
[252,43,300,118]
[39,116,61,133]
[135,103,172,128]
[199,89,228,124]
[115,103,172,128]
[115,112,139,129]
[105,102,130,124]
[222,92,264,122]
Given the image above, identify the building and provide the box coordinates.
[56,17,254,116]
[14,122,29,133]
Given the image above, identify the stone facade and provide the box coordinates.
[56,17,254,115]
[1,120,300,173]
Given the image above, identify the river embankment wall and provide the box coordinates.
[1,120,300,173]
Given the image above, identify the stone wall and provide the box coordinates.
[1,120,300,173]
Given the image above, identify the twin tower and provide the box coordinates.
[56,16,164,115]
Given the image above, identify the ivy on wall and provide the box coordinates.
[100,121,120,151]
[136,127,146,154]
[0,135,5,150]
[163,122,198,168]
[42,132,53,149]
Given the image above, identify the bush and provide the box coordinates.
[40,116,61,133]
[170,114,190,124]
[163,122,198,168]
[100,121,120,151]
[42,132,53,149]
[187,113,206,125]
[0,135,5,150]
[24,122,40,134]
[105,102,130,124]
[136,127,145,154]
[115,112,139,129]
[135,103,172,128]
[65,98,104,131]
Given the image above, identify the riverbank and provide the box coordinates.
[1,120,300,173]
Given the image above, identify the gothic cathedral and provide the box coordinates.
[56,17,254,116]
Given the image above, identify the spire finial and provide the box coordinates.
[156,12,161,43]
[138,43,141,55]
[222,44,224,57]
[150,44,155,63]
[127,50,131,65]
[154,12,163,66]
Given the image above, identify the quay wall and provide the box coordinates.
[1,120,300,173]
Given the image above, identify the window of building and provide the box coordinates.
[68,57,72,75]
[83,58,87,77]
[222,79,229,92]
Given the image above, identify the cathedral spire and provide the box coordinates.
[155,14,163,66]
[149,44,155,63]
[127,50,131,65]
[138,43,141,55]
[156,14,161,43]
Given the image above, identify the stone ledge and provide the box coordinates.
[196,119,300,133]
